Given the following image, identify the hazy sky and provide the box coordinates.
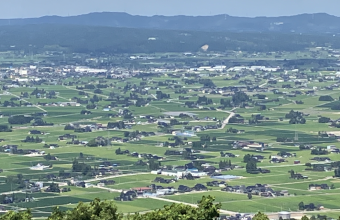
[0,0,340,18]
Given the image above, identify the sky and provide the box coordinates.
[0,0,340,19]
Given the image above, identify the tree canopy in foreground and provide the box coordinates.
[0,196,221,220]
[0,197,325,220]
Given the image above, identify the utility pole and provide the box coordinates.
[294,124,298,141]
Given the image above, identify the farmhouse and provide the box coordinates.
[30,163,50,170]
[309,184,330,190]
[114,191,137,201]
[222,184,289,197]
[29,130,44,135]
[58,134,77,141]
[290,173,308,179]
[311,157,331,162]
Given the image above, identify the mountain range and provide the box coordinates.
[1,12,340,34]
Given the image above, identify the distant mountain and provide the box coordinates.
[1,12,340,34]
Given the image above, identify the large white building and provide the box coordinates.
[30,163,50,171]
[75,66,107,73]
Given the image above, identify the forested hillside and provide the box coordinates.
[1,24,340,53]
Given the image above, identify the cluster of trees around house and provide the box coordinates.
[243,154,258,174]
[220,92,250,108]
[219,160,232,169]
[72,159,92,176]
[226,127,239,133]
[80,110,92,115]
[4,174,27,192]
[318,117,330,123]
[298,201,318,211]
[285,110,306,124]
[0,124,12,132]
[8,115,33,124]
[108,121,125,129]
[44,153,57,161]
[22,136,42,143]
[7,115,53,126]
[115,148,129,155]
[184,95,214,107]
[311,147,329,155]
[200,135,216,142]
[334,168,340,177]
[32,118,54,126]
[87,138,109,147]
[192,141,209,149]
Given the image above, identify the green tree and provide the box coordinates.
[48,207,65,220]
[51,198,123,220]
[148,160,160,170]
[115,148,122,155]
[0,209,32,220]
[252,212,269,220]
[87,139,98,147]
[305,163,312,168]
[298,201,305,210]
[128,195,220,220]
[17,174,23,182]
[47,183,60,193]
[185,173,195,180]
[301,216,310,220]
[246,160,257,173]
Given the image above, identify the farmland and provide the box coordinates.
[0,47,340,219]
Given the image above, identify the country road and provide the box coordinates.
[6,92,47,112]
[148,196,238,215]
[85,172,150,183]
[218,108,237,129]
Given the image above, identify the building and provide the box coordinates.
[278,211,291,220]
[309,184,330,190]
[30,163,50,170]
[172,131,196,137]
[187,171,207,177]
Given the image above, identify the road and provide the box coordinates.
[85,172,150,183]
[218,108,237,129]
[93,184,239,215]
[149,196,237,215]
[259,77,280,88]
[6,92,47,112]
[64,86,109,99]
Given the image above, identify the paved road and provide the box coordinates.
[149,196,237,215]
[85,172,150,183]
[218,108,237,129]
[64,86,109,99]
[259,77,280,88]
[6,92,47,112]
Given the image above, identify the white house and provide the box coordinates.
[30,163,50,170]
